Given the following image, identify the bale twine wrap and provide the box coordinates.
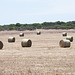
[19,33,24,37]
[62,32,67,36]
[0,41,3,49]
[37,31,41,35]
[59,39,71,48]
[21,39,32,47]
[8,37,15,42]
[66,36,73,42]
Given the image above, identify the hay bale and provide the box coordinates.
[66,36,73,42]
[8,37,15,42]
[62,32,67,36]
[37,31,41,35]
[21,39,32,47]
[19,33,24,37]
[59,39,71,48]
[0,41,3,49]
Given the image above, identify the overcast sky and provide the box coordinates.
[0,0,75,25]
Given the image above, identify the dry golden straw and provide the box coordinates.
[37,31,41,35]
[19,33,24,37]
[62,32,67,36]
[59,39,71,48]
[0,41,3,49]
[66,36,73,42]
[8,37,15,42]
[21,39,32,47]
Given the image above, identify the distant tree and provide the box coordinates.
[0,21,75,30]
[55,21,65,25]
[15,23,21,27]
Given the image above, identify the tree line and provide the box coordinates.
[0,21,75,31]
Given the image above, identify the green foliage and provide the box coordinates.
[0,21,75,30]
[15,23,21,27]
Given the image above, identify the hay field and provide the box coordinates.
[0,29,75,75]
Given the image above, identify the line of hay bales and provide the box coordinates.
[2,31,41,49]
[6,31,41,48]
[59,32,73,48]
[8,33,32,48]
[0,31,73,49]
[0,32,32,49]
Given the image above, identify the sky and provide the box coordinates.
[0,0,75,25]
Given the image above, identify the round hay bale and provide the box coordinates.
[37,31,41,35]
[21,39,32,47]
[8,37,15,42]
[19,33,24,37]
[0,41,3,49]
[62,32,67,36]
[59,39,71,48]
[66,36,73,42]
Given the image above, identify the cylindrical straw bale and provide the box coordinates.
[59,39,71,48]
[66,36,73,42]
[8,37,15,42]
[19,33,24,37]
[0,41,3,49]
[62,32,67,36]
[21,39,32,47]
[37,31,41,35]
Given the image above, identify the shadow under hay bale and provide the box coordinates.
[21,39,32,47]
[66,36,73,42]
[62,32,67,36]
[19,33,24,37]
[37,31,41,35]
[8,37,15,42]
[59,39,71,48]
[0,41,3,49]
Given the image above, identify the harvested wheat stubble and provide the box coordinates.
[0,41,3,49]
[8,37,15,42]
[59,39,71,48]
[62,32,67,36]
[37,31,41,35]
[21,39,32,47]
[19,33,24,37]
[66,36,73,42]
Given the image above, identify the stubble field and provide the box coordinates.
[0,29,75,75]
